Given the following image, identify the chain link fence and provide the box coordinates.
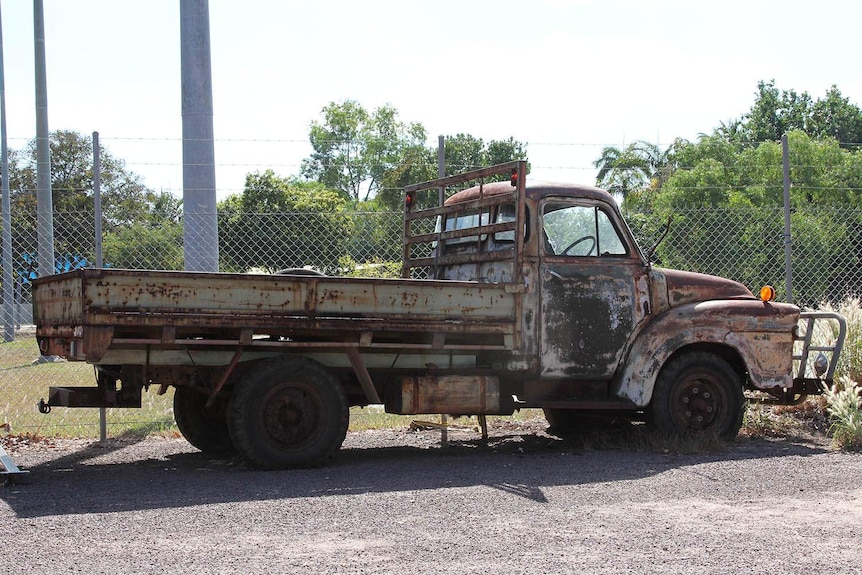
[2,203,861,437]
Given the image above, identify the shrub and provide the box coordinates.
[813,296,862,381]
[822,376,862,450]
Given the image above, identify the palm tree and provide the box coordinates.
[594,141,675,199]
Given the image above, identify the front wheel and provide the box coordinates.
[648,352,744,440]
[228,356,349,469]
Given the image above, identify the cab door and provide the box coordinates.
[539,200,650,379]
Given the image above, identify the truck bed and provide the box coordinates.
[33,268,521,363]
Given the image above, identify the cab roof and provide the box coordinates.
[444,179,615,207]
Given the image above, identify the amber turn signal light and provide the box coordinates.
[759,285,776,302]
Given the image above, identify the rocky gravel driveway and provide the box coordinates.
[2,419,861,574]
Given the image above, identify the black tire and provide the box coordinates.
[227,356,349,469]
[173,387,235,454]
[648,352,744,440]
[543,408,580,435]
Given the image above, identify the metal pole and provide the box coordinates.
[0,4,15,342]
[93,131,106,442]
[93,132,102,268]
[437,135,445,202]
[781,133,793,304]
[180,0,218,272]
[34,0,53,278]
[436,135,447,446]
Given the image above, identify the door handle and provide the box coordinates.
[542,268,564,281]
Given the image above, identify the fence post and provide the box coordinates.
[437,135,448,446]
[93,132,103,269]
[93,132,107,442]
[782,133,793,304]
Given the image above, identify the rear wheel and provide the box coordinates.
[173,386,234,454]
[228,356,349,469]
[648,352,744,440]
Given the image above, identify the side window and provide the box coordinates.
[493,203,528,243]
[596,210,627,256]
[542,203,628,257]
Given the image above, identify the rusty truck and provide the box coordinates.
[31,161,846,468]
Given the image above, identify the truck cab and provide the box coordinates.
[403,161,838,438]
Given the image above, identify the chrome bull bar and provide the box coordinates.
[794,311,847,384]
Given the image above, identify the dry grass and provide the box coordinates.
[822,377,862,450]
[809,296,862,382]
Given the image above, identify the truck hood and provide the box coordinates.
[659,268,754,307]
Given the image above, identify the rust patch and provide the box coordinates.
[662,268,752,306]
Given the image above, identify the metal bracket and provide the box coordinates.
[345,347,382,404]
[0,443,30,485]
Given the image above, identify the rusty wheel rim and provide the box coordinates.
[260,381,323,451]
[669,370,728,433]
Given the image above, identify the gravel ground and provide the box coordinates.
[2,418,862,575]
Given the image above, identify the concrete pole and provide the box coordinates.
[0,4,14,342]
[34,0,54,278]
[180,0,218,272]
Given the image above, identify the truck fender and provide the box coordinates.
[613,300,796,407]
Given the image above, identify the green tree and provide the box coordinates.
[219,170,353,273]
[301,100,427,203]
[741,80,812,143]
[730,81,862,146]
[13,130,153,226]
[101,190,183,270]
[102,219,184,270]
[809,85,862,145]
[594,140,675,199]
[444,134,528,174]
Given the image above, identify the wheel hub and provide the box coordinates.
[262,384,320,449]
[674,378,721,431]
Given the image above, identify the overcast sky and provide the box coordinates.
[3,0,861,200]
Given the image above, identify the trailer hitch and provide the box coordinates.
[37,399,51,414]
